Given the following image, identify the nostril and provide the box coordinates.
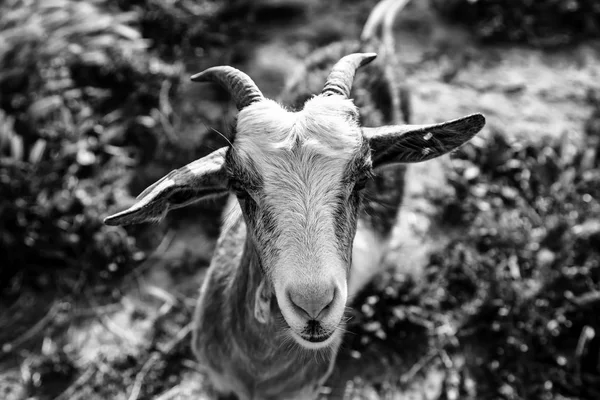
[288,290,311,319]
[314,298,334,320]
[322,295,334,310]
[287,285,336,320]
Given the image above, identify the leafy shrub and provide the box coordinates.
[434,0,600,47]
[111,0,319,61]
[112,0,223,60]
[0,0,183,296]
[436,128,600,398]
[348,94,600,398]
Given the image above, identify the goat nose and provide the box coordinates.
[287,284,336,320]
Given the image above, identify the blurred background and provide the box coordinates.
[1,0,600,399]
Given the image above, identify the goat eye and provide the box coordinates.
[230,180,249,199]
[354,176,368,191]
[236,190,249,200]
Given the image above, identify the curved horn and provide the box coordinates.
[191,66,264,110]
[321,53,377,98]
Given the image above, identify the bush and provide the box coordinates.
[0,0,183,296]
[112,0,222,60]
[347,94,600,398]
[434,0,600,47]
[434,127,600,398]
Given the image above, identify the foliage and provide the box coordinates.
[436,128,600,399]
[111,0,324,62]
[347,93,600,398]
[434,0,600,47]
[111,0,223,60]
[0,0,183,295]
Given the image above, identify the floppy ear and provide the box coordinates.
[104,147,229,226]
[363,113,485,167]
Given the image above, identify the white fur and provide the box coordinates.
[235,97,361,162]
[234,97,362,341]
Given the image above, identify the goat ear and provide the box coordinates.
[364,113,485,167]
[104,147,228,226]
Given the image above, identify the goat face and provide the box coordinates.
[104,53,486,350]
[228,96,369,348]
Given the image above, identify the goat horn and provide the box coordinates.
[191,66,264,111]
[321,53,377,98]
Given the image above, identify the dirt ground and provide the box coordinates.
[2,1,600,399]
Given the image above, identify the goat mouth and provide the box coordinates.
[288,329,338,350]
[300,332,333,343]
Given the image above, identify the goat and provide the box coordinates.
[104,5,485,400]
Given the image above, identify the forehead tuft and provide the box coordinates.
[233,97,362,164]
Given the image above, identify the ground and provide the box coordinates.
[1,1,600,399]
